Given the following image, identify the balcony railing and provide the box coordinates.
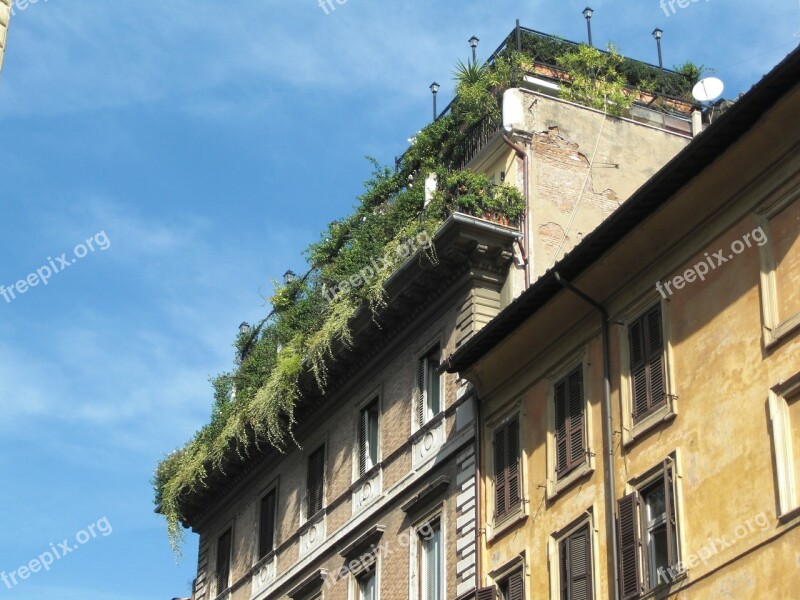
[453,114,503,171]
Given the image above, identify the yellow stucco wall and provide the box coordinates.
[470,82,800,598]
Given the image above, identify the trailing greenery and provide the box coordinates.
[154,29,699,554]
[556,44,634,117]
[510,29,698,98]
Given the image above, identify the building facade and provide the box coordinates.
[169,27,706,600]
[447,47,800,600]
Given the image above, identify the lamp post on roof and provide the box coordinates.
[430,81,440,121]
[652,28,664,70]
[583,7,594,47]
[469,36,479,65]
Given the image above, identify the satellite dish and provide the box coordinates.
[692,77,725,103]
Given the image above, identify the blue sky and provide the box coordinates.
[0,1,796,597]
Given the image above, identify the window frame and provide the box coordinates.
[213,524,234,597]
[352,561,379,600]
[486,403,527,537]
[254,480,279,565]
[546,352,594,498]
[416,345,443,429]
[485,553,527,600]
[756,187,800,347]
[769,371,800,519]
[356,395,381,479]
[618,296,677,447]
[548,511,599,600]
[411,511,445,600]
[304,443,327,522]
[617,455,684,598]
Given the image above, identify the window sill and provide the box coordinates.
[639,570,689,599]
[487,507,528,541]
[763,314,800,349]
[548,463,594,500]
[778,505,800,524]
[623,403,677,448]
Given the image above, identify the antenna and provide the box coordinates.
[692,77,725,103]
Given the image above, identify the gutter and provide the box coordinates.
[554,272,619,600]
[502,134,531,288]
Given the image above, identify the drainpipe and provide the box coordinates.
[554,272,619,600]
[474,390,483,589]
[502,134,531,289]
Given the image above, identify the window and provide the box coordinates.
[559,525,593,600]
[359,400,380,476]
[258,488,277,560]
[493,416,520,520]
[617,459,679,598]
[215,528,232,594]
[306,445,326,518]
[497,568,524,600]
[629,304,666,423]
[417,347,442,427]
[756,190,800,345]
[357,568,377,600]
[554,366,586,479]
[419,519,442,600]
[768,373,800,517]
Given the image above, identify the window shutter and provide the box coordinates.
[359,409,368,476]
[476,586,496,600]
[418,357,427,427]
[423,525,441,600]
[567,368,585,471]
[566,526,593,600]
[307,446,325,517]
[507,569,524,600]
[215,528,232,594]
[368,404,379,469]
[629,317,649,419]
[494,424,508,517]
[506,417,520,508]
[429,355,441,416]
[555,378,569,477]
[617,492,642,600]
[645,306,665,410]
[663,459,677,568]
[258,490,276,560]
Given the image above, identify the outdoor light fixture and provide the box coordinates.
[652,28,664,70]
[430,81,440,120]
[583,7,594,47]
[239,322,251,335]
[469,36,479,65]
[283,270,296,284]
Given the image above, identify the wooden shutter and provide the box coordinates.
[556,367,585,478]
[258,490,276,559]
[359,408,368,476]
[476,586,496,600]
[560,525,593,600]
[567,368,585,469]
[307,445,325,517]
[507,568,524,600]
[495,417,520,518]
[630,306,666,421]
[215,528,232,594]
[617,492,642,600]
[418,357,427,427]
[645,307,665,410]
[506,417,520,508]
[368,403,379,469]
[494,424,508,517]
[555,378,569,477]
